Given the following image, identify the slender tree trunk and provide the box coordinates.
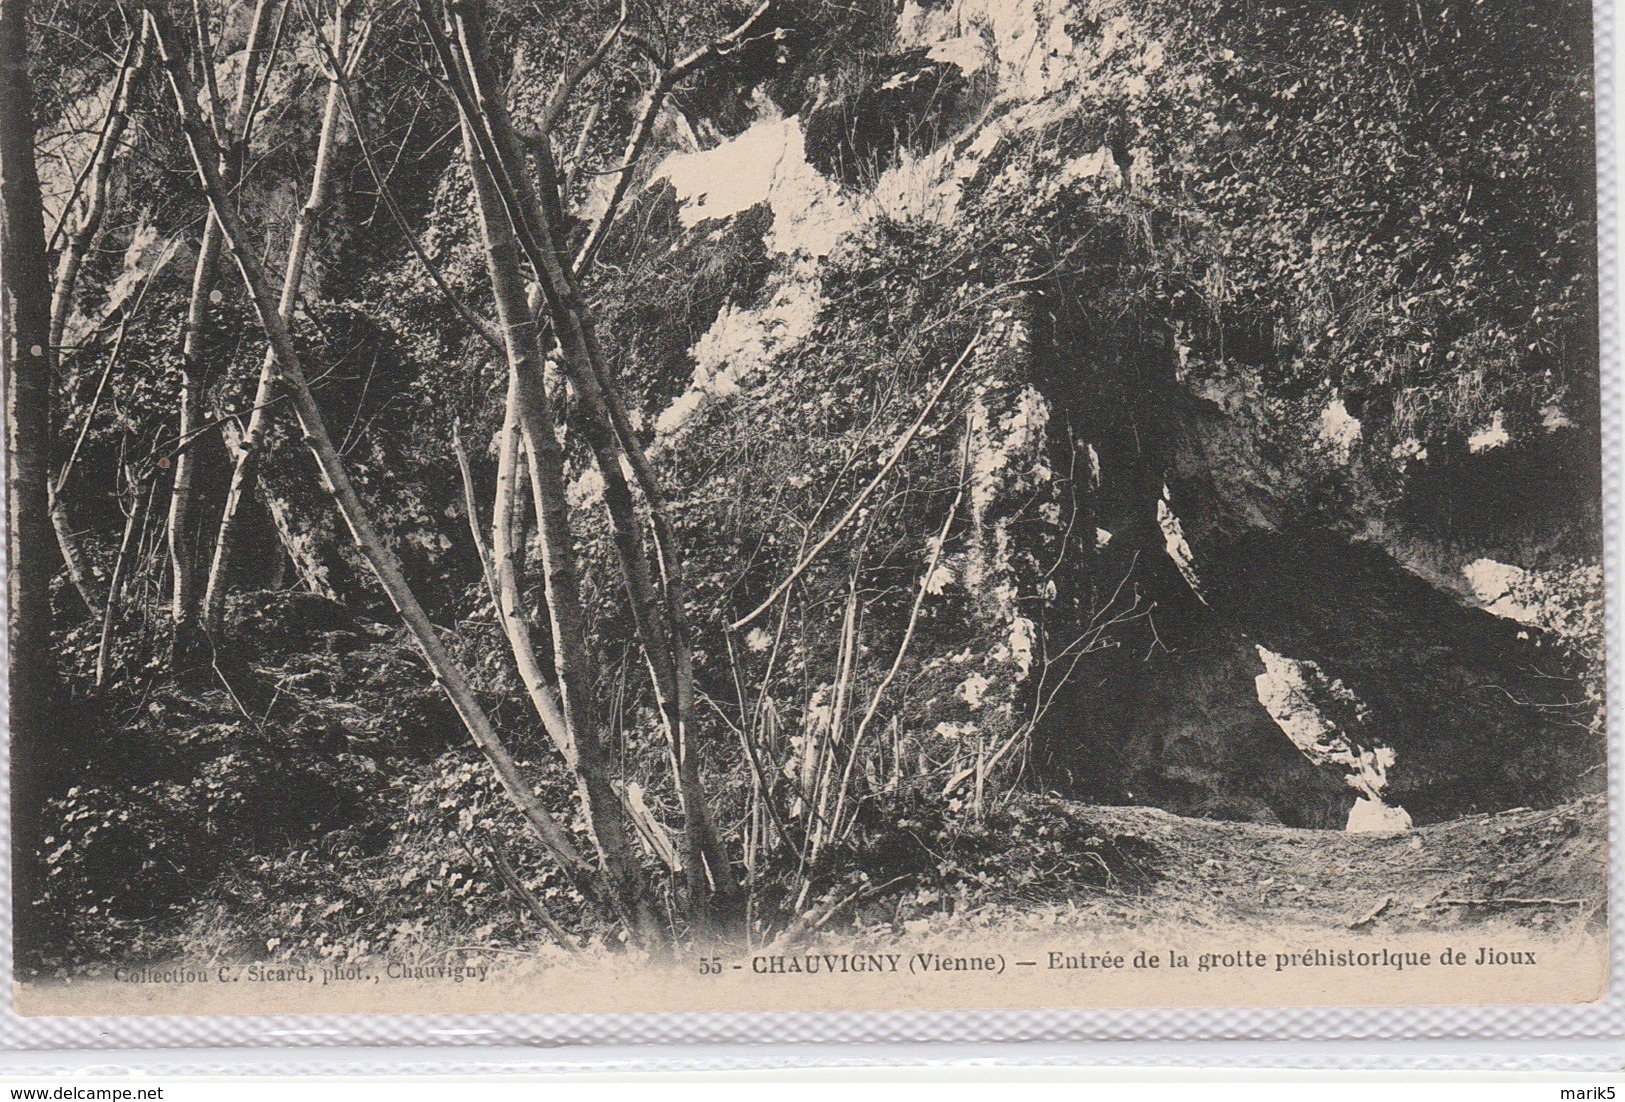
[97,464,156,686]
[48,499,101,613]
[44,31,144,618]
[461,116,660,938]
[441,2,740,928]
[263,485,334,596]
[147,5,661,943]
[167,0,278,658]
[489,371,568,747]
[203,0,349,629]
[48,31,142,359]
[166,215,221,656]
[1,0,61,942]
[218,417,336,598]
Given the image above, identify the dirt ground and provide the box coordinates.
[918,794,1610,942]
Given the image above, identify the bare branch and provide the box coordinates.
[239,0,292,154]
[451,417,502,614]
[54,240,175,498]
[147,1,599,897]
[538,0,626,136]
[832,411,976,837]
[476,834,582,952]
[439,0,739,930]
[570,68,662,274]
[190,0,225,148]
[573,1,776,274]
[668,0,774,81]
[304,9,505,353]
[729,332,981,632]
[204,0,355,629]
[562,100,601,192]
[45,27,141,257]
[97,462,160,686]
[167,0,280,652]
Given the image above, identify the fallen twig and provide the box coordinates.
[477,835,582,953]
[1434,896,1589,907]
[766,875,909,952]
[1350,895,1391,928]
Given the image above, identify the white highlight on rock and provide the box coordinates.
[925,34,990,75]
[1061,145,1123,187]
[1462,557,1540,624]
[656,269,824,439]
[1156,486,1205,601]
[1095,527,1113,549]
[957,672,991,709]
[1254,646,1335,756]
[1346,797,1414,834]
[1390,436,1427,463]
[1008,615,1036,678]
[1318,397,1362,460]
[104,221,178,316]
[918,0,1076,99]
[656,110,856,258]
[864,143,966,226]
[969,387,1051,513]
[1253,645,1411,833]
[567,466,605,510]
[885,0,1173,229]
[1468,410,1509,453]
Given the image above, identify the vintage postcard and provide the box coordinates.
[1,0,1607,1019]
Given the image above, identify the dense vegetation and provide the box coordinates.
[1,0,1600,969]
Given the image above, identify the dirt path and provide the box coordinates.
[953,794,1608,940]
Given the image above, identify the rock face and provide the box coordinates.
[580,0,1602,831]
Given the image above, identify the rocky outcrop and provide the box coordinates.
[581,0,1602,831]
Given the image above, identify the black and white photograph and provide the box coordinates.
[0,0,1608,1014]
